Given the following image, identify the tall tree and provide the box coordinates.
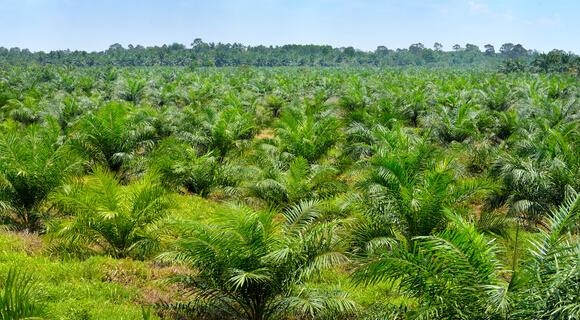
[484,44,495,56]
[465,43,480,52]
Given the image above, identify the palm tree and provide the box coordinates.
[147,81,180,108]
[158,201,357,320]
[0,267,50,319]
[264,95,285,119]
[237,143,346,206]
[514,187,580,319]
[69,101,150,173]
[75,76,99,97]
[150,138,243,198]
[499,59,527,74]
[338,80,369,113]
[491,110,519,141]
[531,52,560,73]
[49,167,174,258]
[428,103,480,145]
[353,139,489,246]
[177,105,258,161]
[488,155,564,226]
[478,82,519,112]
[351,213,508,319]
[488,120,580,225]
[44,93,94,135]
[275,104,342,163]
[352,183,580,319]
[0,117,82,231]
[5,96,45,126]
[344,121,420,163]
[118,78,147,105]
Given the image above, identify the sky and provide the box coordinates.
[0,0,578,54]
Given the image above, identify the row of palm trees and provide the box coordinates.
[1,65,580,319]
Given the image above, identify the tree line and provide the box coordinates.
[1,39,578,69]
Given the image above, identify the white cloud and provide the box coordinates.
[468,1,489,14]
[526,14,562,27]
[503,9,515,22]
[538,16,556,25]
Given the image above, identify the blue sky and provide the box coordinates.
[0,0,578,53]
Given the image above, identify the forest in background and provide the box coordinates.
[1,39,580,71]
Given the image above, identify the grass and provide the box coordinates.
[0,231,171,319]
[0,194,420,319]
[0,195,251,319]
[0,194,224,320]
[170,193,230,221]
[310,267,415,309]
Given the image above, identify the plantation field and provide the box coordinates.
[0,64,579,319]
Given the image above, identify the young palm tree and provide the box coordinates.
[352,184,580,319]
[118,78,147,105]
[353,138,489,247]
[50,167,174,258]
[351,213,508,319]
[69,101,152,173]
[0,117,82,231]
[514,187,580,319]
[275,103,342,163]
[158,201,358,320]
[150,138,244,198]
[5,96,45,126]
[478,82,519,112]
[428,103,480,145]
[488,121,580,225]
[338,80,369,113]
[147,81,180,108]
[43,93,94,135]
[238,143,346,206]
[344,121,420,163]
[177,105,258,161]
[0,267,50,319]
[75,76,99,97]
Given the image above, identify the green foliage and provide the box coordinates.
[50,167,174,258]
[150,139,242,198]
[158,202,358,320]
[0,117,82,231]
[177,106,258,161]
[239,145,346,206]
[514,187,580,319]
[429,103,479,144]
[7,41,577,69]
[276,104,342,163]
[188,61,199,70]
[118,79,147,105]
[499,59,527,74]
[69,101,152,173]
[1,63,580,319]
[479,82,518,112]
[354,139,489,245]
[352,213,507,319]
[0,267,50,320]
[531,52,576,73]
